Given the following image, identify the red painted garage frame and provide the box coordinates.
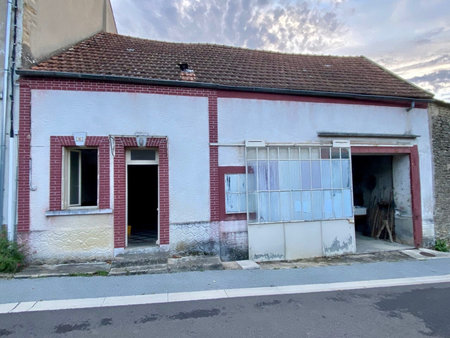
[351,145,422,247]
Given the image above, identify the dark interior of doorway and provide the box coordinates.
[127,165,158,246]
[352,155,396,242]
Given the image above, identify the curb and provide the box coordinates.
[2,274,450,314]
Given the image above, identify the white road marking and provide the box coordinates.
[0,302,22,313]
[168,289,228,302]
[103,293,168,307]
[2,274,450,314]
[9,301,37,313]
[31,297,105,312]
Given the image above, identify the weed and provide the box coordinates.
[435,239,449,252]
[0,231,25,273]
[94,270,109,276]
[68,270,110,277]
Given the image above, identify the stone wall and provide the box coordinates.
[430,101,450,243]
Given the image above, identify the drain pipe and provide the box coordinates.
[0,0,13,239]
[6,0,18,242]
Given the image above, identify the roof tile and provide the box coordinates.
[30,32,432,99]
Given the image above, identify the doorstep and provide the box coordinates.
[8,255,226,279]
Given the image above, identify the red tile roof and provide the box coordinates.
[30,32,432,99]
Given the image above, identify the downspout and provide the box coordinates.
[6,0,18,241]
[0,0,13,239]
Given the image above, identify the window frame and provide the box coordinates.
[224,173,247,214]
[245,145,354,224]
[63,147,99,209]
[218,166,247,221]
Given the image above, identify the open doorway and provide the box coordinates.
[126,149,159,247]
[352,154,414,253]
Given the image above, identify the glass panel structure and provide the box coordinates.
[246,146,353,224]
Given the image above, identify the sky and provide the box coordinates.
[110,0,450,102]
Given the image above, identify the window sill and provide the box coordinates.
[45,208,113,217]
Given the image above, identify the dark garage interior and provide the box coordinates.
[127,165,158,246]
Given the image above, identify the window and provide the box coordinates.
[224,173,247,213]
[130,149,156,161]
[65,148,98,207]
[246,146,353,223]
[126,149,159,164]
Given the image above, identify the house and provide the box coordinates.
[1,0,117,241]
[15,32,436,262]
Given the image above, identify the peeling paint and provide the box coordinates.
[220,229,248,261]
[174,240,219,256]
[220,246,248,261]
[324,235,353,254]
[253,253,285,262]
[22,214,114,263]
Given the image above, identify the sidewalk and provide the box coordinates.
[0,248,449,306]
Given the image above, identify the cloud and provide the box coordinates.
[110,0,450,101]
[111,0,347,54]
[391,55,450,74]
[408,69,450,101]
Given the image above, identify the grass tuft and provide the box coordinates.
[435,239,449,252]
[0,231,25,273]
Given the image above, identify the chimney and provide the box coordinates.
[179,62,196,81]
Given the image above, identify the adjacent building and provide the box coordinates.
[429,100,450,243]
[0,0,116,240]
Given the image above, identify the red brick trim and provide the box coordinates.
[218,166,247,221]
[17,84,31,232]
[217,90,428,109]
[113,137,169,248]
[209,95,220,222]
[351,146,422,247]
[49,136,110,211]
[19,77,214,97]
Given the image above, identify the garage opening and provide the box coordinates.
[352,155,414,253]
[126,149,159,247]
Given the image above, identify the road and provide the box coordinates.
[1,282,449,337]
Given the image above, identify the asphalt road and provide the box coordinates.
[1,282,449,337]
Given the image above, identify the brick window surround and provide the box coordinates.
[113,137,169,248]
[49,136,110,211]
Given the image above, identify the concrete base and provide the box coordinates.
[356,233,413,254]
[249,219,355,261]
[236,260,260,270]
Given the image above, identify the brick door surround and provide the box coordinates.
[113,137,169,248]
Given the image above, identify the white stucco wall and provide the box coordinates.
[29,90,210,260]
[393,155,414,245]
[218,98,434,242]
[393,155,412,215]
